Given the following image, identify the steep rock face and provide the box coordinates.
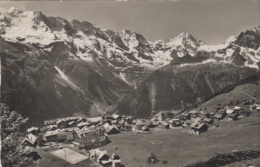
[235,26,260,50]
[230,47,248,66]
[112,63,260,117]
[103,29,129,50]
[0,38,93,126]
[47,41,130,104]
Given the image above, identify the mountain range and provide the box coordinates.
[1,7,260,125]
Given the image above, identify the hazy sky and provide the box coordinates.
[0,0,259,44]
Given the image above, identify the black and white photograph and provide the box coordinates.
[1,0,260,166]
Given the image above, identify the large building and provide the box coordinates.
[73,127,107,149]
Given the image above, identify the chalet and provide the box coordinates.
[226,109,235,114]
[170,119,182,127]
[98,152,111,166]
[214,113,225,120]
[118,119,125,126]
[125,116,133,125]
[104,123,119,134]
[160,122,170,129]
[27,127,40,136]
[190,114,198,120]
[56,120,68,129]
[234,106,241,111]
[143,119,153,128]
[199,111,210,118]
[135,120,144,130]
[104,122,111,128]
[111,153,120,160]
[209,112,215,118]
[228,113,239,120]
[218,109,226,114]
[190,122,208,134]
[185,120,193,126]
[112,114,121,120]
[106,125,120,134]
[22,134,37,147]
[142,126,150,131]
[203,118,213,124]
[179,113,190,120]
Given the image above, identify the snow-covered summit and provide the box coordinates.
[198,36,236,52]
[166,32,204,48]
[1,7,259,70]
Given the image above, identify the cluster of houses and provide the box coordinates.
[23,103,256,150]
[23,101,259,149]
[101,109,223,135]
[171,105,254,133]
[145,104,254,134]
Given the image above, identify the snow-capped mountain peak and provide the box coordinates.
[198,36,236,52]
[1,7,259,72]
[175,32,192,41]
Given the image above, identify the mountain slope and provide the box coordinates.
[112,63,260,117]
[0,37,91,125]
